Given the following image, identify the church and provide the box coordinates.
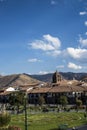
[27,71,87,104]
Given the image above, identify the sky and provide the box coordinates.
[0,0,87,75]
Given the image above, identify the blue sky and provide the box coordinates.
[0,0,87,75]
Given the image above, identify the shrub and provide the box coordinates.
[76,99,82,107]
[58,124,68,130]
[42,107,49,112]
[0,126,21,130]
[0,111,11,128]
[8,126,22,130]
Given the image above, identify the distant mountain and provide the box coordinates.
[0,73,41,89]
[0,72,87,89]
[31,72,87,82]
[31,73,53,82]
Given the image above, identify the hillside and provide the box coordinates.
[31,72,87,82]
[0,73,41,89]
[0,72,87,89]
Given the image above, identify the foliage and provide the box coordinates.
[76,99,82,107]
[84,112,87,119]
[58,124,68,130]
[8,126,21,130]
[9,91,25,106]
[8,91,26,113]
[38,96,45,106]
[59,96,68,107]
[76,98,82,112]
[42,107,49,112]
[0,126,21,130]
[0,111,11,128]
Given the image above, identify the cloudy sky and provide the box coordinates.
[0,0,87,75]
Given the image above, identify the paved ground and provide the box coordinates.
[69,125,87,130]
[79,126,87,130]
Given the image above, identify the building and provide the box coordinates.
[0,71,87,105]
[27,71,87,104]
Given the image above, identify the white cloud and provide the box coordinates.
[67,47,87,61]
[39,71,49,75]
[31,40,55,51]
[51,0,57,5]
[43,34,61,49]
[85,32,87,35]
[56,65,64,69]
[79,11,87,15]
[28,58,41,62]
[85,21,87,26]
[79,36,87,47]
[30,34,61,56]
[46,50,61,57]
[68,62,82,70]
[39,70,54,75]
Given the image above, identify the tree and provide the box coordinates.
[38,96,45,106]
[76,98,82,111]
[9,91,25,113]
[59,95,68,107]
[76,99,82,107]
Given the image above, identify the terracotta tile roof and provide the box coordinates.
[48,85,84,93]
[0,91,12,95]
[19,83,40,87]
[49,85,71,93]
[48,80,84,93]
[79,83,87,91]
[69,85,84,92]
[27,87,51,94]
[28,81,86,94]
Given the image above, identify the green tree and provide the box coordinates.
[76,99,82,106]
[59,95,68,107]
[76,98,82,110]
[38,96,45,106]
[9,91,26,113]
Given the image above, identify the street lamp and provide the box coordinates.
[24,93,28,130]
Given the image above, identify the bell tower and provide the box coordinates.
[52,70,62,84]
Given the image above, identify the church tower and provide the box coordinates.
[52,70,62,84]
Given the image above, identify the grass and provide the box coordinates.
[10,112,87,130]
